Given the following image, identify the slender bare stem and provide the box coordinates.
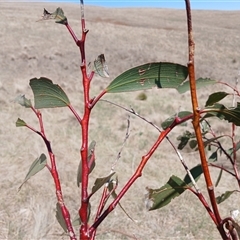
[185,1,230,239]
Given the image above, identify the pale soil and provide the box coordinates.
[1,2,240,239]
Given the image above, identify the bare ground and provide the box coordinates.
[1,2,240,239]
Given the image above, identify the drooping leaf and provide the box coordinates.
[14,94,32,108]
[216,190,236,204]
[176,130,194,150]
[91,172,115,195]
[29,77,70,109]
[227,141,240,156]
[108,176,135,222]
[146,175,187,211]
[215,168,223,187]
[77,140,96,187]
[204,102,240,126]
[56,203,67,233]
[208,151,218,162]
[205,92,229,107]
[18,154,47,191]
[93,54,109,78]
[106,62,188,93]
[38,8,67,24]
[177,78,216,94]
[161,111,192,130]
[183,164,203,186]
[16,118,27,127]
[72,203,91,226]
[203,136,224,148]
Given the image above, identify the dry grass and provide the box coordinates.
[1,2,240,239]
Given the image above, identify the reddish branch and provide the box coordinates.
[185,1,230,239]
[27,107,77,239]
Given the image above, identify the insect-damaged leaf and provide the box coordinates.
[216,190,236,204]
[77,141,96,187]
[38,8,67,24]
[16,118,27,127]
[56,203,67,233]
[204,102,240,126]
[106,62,188,93]
[29,77,70,109]
[91,172,115,195]
[146,175,187,211]
[18,154,47,191]
[14,94,32,108]
[205,91,229,107]
[93,54,109,78]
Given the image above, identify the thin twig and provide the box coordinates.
[111,115,131,172]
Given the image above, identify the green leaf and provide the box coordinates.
[29,77,70,109]
[204,102,240,126]
[183,164,203,186]
[56,203,67,233]
[177,78,216,94]
[14,94,32,108]
[16,118,27,127]
[106,62,188,93]
[77,141,96,187]
[161,111,192,130]
[216,190,236,204]
[18,154,47,191]
[203,136,224,148]
[91,172,115,195]
[146,175,187,210]
[205,92,229,107]
[208,151,218,162]
[40,8,67,24]
[227,141,240,156]
[215,168,223,187]
[189,139,197,149]
[176,130,194,150]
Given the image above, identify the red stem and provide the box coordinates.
[30,107,77,239]
[88,126,172,234]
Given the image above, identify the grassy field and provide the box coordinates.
[1,2,240,239]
